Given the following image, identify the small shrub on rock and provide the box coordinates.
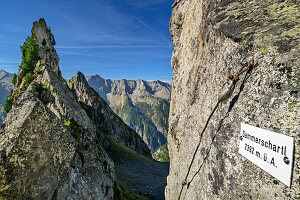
[4,97,13,113]
[12,73,17,86]
[48,26,56,46]
[24,73,33,88]
[64,119,82,142]
[34,66,40,74]
[20,35,40,72]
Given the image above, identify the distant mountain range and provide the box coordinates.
[0,71,171,155]
[87,75,171,153]
[0,70,14,125]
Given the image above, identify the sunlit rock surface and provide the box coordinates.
[166,0,299,199]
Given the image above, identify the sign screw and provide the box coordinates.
[283,156,290,165]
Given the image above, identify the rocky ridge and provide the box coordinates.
[167,0,299,199]
[69,72,151,158]
[0,18,151,200]
[87,75,171,153]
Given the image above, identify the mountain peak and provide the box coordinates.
[87,75,171,152]
[0,70,7,79]
[94,74,104,80]
[75,71,87,83]
[31,18,49,44]
[32,18,60,74]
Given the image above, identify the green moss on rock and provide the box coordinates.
[64,119,82,142]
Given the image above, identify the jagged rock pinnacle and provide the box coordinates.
[31,18,50,44]
[31,18,60,74]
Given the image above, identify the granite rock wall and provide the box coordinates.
[166,0,299,199]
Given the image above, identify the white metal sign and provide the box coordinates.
[239,123,294,187]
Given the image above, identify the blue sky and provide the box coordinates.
[0,0,173,81]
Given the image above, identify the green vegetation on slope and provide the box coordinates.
[86,76,171,159]
[104,131,155,164]
[104,134,169,200]
[23,73,33,89]
[12,73,17,86]
[48,26,56,46]
[112,96,167,153]
[3,96,13,113]
[64,119,82,143]
[114,184,153,200]
[19,35,40,72]
[135,99,169,137]
[152,143,170,162]
[3,35,40,113]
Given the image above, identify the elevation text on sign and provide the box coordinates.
[239,123,294,187]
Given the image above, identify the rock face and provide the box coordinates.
[167,0,299,199]
[31,19,60,74]
[0,19,116,200]
[87,75,171,152]
[0,70,14,125]
[69,72,151,158]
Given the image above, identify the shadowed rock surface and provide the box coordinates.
[87,75,171,153]
[167,0,299,199]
